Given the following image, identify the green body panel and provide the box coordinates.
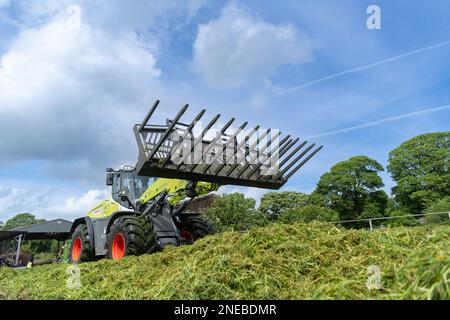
[84,178,219,218]
[87,200,120,219]
[139,178,219,206]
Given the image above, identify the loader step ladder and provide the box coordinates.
[133,100,323,190]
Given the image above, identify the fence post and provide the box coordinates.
[15,234,22,266]
[369,220,373,231]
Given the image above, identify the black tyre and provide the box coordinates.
[179,216,215,244]
[106,215,158,260]
[69,224,95,264]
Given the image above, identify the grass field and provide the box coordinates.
[0,222,449,300]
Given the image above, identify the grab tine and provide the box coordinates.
[275,144,316,180]
[161,109,206,167]
[236,131,281,179]
[214,125,260,176]
[176,114,221,170]
[139,100,160,132]
[202,122,248,174]
[147,104,189,161]
[246,135,290,179]
[279,138,299,158]
[279,141,307,168]
[285,146,323,180]
[226,128,271,177]
[190,118,235,172]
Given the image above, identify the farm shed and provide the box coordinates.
[0,219,72,267]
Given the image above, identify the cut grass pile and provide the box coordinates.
[0,222,449,300]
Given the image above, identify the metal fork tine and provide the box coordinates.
[279,138,299,158]
[189,117,235,172]
[285,146,323,180]
[161,109,206,167]
[246,135,290,179]
[147,104,189,162]
[139,100,160,132]
[202,122,248,174]
[226,128,271,177]
[275,143,316,180]
[214,125,260,176]
[279,140,308,169]
[236,131,281,179]
[176,113,221,170]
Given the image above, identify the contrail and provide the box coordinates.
[306,104,450,139]
[272,40,450,97]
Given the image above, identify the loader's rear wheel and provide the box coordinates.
[106,215,158,260]
[69,224,95,264]
[180,216,214,244]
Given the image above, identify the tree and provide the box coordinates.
[313,156,388,223]
[0,221,4,231]
[259,191,309,220]
[278,205,339,224]
[424,196,450,224]
[2,213,44,230]
[2,213,51,256]
[202,193,268,232]
[387,132,450,214]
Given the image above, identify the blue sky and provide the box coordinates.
[0,0,449,222]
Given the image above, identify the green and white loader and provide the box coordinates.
[69,100,322,263]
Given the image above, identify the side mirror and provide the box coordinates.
[106,172,114,186]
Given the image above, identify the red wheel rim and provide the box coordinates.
[72,237,82,262]
[181,230,194,242]
[112,233,125,260]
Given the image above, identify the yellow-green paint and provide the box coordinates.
[139,178,189,204]
[139,178,220,206]
[87,200,120,219]
[85,179,220,218]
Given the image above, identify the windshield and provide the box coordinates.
[112,171,154,207]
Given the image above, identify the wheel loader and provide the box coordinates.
[69,100,323,263]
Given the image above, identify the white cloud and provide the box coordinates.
[217,185,268,206]
[49,189,108,218]
[0,185,108,222]
[0,0,9,8]
[192,3,317,89]
[0,13,163,168]
[0,185,51,221]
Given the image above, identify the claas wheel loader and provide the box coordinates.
[69,100,323,263]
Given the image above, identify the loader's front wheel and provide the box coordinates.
[179,216,215,244]
[69,224,95,264]
[106,215,158,260]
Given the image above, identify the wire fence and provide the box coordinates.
[333,211,450,230]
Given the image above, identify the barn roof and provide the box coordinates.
[0,219,72,241]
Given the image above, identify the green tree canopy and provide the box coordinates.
[1,213,54,256]
[259,191,309,220]
[278,205,339,224]
[387,132,450,214]
[2,213,44,231]
[313,156,388,222]
[202,193,267,232]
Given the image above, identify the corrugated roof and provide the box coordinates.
[0,219,73,241]
[11,219,72,233]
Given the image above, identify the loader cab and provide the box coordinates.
[106,166,155,209]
